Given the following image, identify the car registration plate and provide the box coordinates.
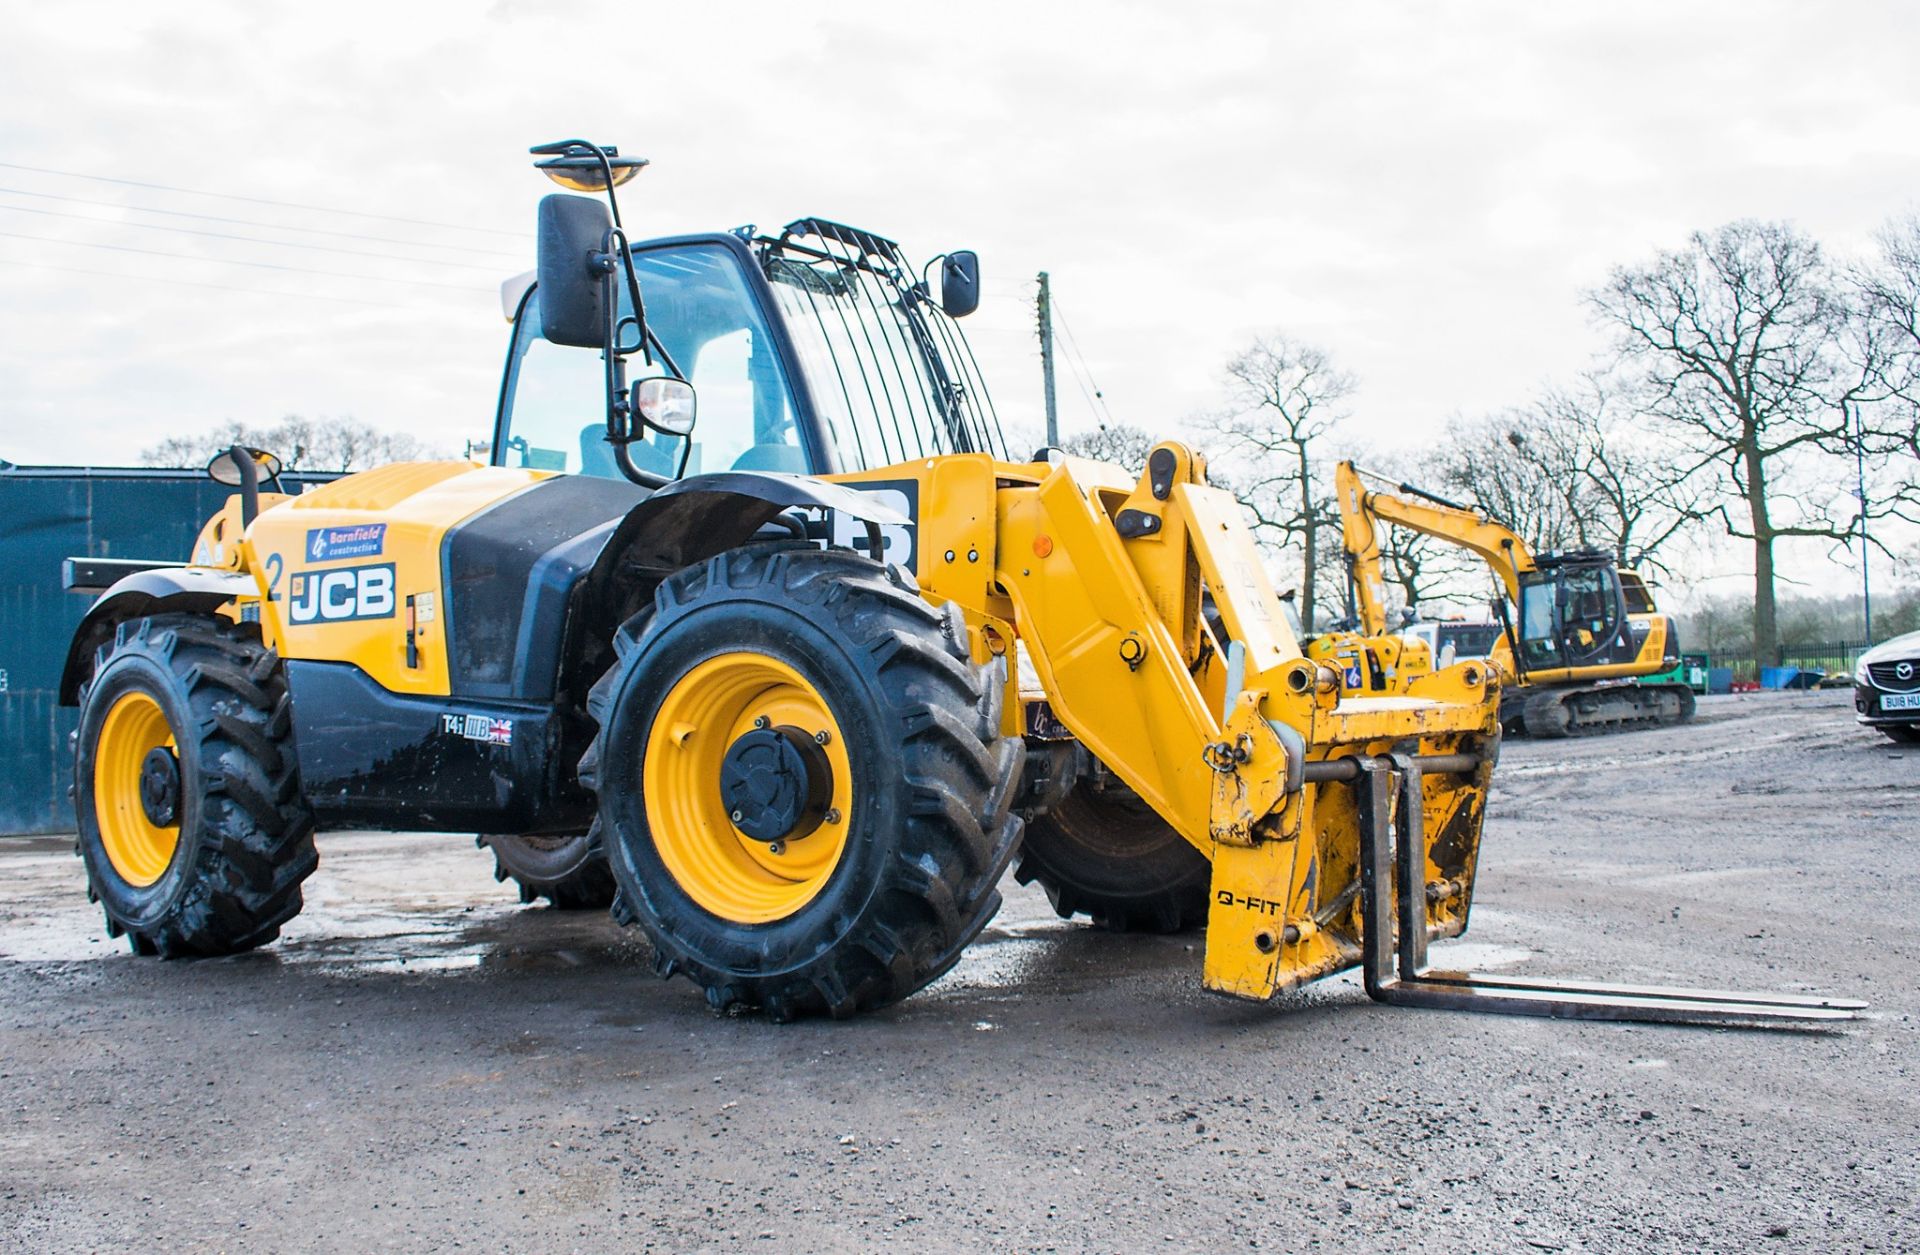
[1883,691,1920,711]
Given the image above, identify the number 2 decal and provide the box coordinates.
[263,552,284,600]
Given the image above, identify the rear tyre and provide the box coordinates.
[580,545,1025,1020]
[1015,776,1209,933]
[480,832,616,909]
[72,614,317,956]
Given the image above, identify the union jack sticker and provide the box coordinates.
[442,712,513,746]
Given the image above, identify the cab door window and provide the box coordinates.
[497,242,805,480]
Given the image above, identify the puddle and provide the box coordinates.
[0,830,636,977]
[0,832,1540,1001]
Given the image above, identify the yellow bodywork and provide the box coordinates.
[188,462,555,695]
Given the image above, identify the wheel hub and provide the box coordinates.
[138,746,180,828]
[720,726,832,844]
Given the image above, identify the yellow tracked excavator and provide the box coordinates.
[54,140,1850,1026]
[1334,461,1698,737]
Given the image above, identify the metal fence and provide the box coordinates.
[1705,641,1867,682]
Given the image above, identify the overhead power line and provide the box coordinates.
[0,257,464,314]
[0,185,526,259]
[0,160,529,240]
[1050,297,1117,427]
[0,203,513,272]
[0,229,494,293]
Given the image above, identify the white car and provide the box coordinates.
[1854,629,1920,744]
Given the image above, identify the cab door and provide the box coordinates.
[492,236,828,481]
[1518,562,1631,673]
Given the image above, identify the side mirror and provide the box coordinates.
[939,250,980,318]
[630,377,697,437]
[535,193,614,348]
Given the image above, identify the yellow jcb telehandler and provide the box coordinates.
[57,141,1853,1025]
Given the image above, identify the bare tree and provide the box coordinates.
[1059,423,1157,474]
[1591,219,1883,671]
[1438,375,1699,573]
[1850,213,1920,492]
[1436,408,1585,554]
[143,415,434,473]
[1203,336,1354,632]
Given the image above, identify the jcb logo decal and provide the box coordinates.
[832,481,918,571]
[287,563,396,624]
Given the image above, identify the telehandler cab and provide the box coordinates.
[59,141,1858,1025]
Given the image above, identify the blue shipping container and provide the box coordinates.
[0,464,332,835]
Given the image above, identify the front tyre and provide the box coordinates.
[72,615,318,956]
[580,546,1024,1020]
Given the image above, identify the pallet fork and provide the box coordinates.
[1347,754,1864,1026]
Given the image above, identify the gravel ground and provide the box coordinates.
[0,689,1913,1253]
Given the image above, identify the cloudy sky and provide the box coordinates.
[3,2,1916,596]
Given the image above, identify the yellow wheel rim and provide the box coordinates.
[92,690,181,887]
[644,652,853,924]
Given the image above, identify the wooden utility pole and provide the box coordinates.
[1036,271,1058,446]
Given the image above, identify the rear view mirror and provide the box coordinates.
[536,193,614,348]
[630,377,697,437]
[939,250,980,318]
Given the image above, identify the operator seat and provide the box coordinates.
[730,444,808,474]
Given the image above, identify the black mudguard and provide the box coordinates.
[445,469,908,703]
[588,470,909,583]
[59,567,257,704]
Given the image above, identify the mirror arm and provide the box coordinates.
[228,444,261,528]
[608,227,653,370]
[603,268,630,443]
[612,441,668,489]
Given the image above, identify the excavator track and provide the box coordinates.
[1516,682,1697,738]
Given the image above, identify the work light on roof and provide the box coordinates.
[529,139,648,192]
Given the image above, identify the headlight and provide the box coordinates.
[1854,656,1871,685]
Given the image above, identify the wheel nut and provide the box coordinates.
[768,840,786,856]
[753,715,770,729]
[814,729,832,745]
[824,808,842,824]
[730,810,744,823]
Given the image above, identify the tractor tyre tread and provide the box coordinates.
[73,613,317,957]
[584,544,1024,1020]
[481,831,618,910]
[1014,780,1211,934]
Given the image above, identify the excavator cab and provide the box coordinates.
[1514,552,1633,673]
